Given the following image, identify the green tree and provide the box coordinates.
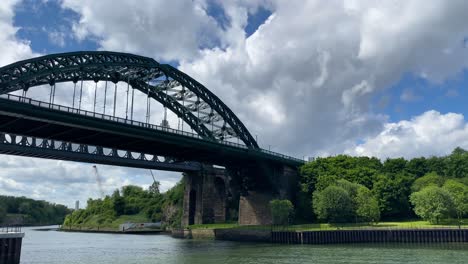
[446,147,468,178]
[313,186,354,223]
[269,199,294,225]
[425,156,447,176]
[355,187,380,223]
[410,186,454,224]
[443,180,468,222]
[149,181,161,195]
[0,206,6,223]
[372,173,415,218]
[405,157,428,178]
[112,190,125,216]
[382,158,407,174]
[411,172,445,192]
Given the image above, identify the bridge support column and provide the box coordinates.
[238,165,298,225]
[182,165,228,226]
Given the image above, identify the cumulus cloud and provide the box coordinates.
[55,0,468,157]
[61,0,223,62]
[0,0,35,65]
[179,0,468,157]
[345,110,468,159]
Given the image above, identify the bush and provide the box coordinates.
[269,199,294,225]
[356,187,380,223]
[443,180,468,221]
[410,186,454,224]
[313,186,354,223]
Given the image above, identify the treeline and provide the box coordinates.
[298,147,468,223]
[63,179,185,228]
[0,196,70,225]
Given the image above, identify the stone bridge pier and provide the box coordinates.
[182,165,229,226]
[237,165,298,225]
[182,163,299,226]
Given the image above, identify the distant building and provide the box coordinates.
[75,200,79,210]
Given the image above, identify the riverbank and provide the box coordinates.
[59,224,164,234]
[172,227,468,244]
[188,219,468,231]
[171,219,468,244]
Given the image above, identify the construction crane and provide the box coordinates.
[93,165,105,198]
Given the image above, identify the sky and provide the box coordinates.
[1,0,468,208]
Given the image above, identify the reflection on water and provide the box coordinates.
[21,226,468,264]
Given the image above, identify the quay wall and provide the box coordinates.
[173,228,468,244]
[272,229,468,244]
[0,233,24,264]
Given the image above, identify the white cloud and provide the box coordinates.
[0,0,35,66]
[175,1,468,158]
[346,110,468,159]
[61,0,222,62]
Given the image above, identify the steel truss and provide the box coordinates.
[0,132,201,172]
[0,51,258,148]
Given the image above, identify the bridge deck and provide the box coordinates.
[0,94,304,168]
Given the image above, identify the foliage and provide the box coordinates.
[355,187,380,223]
[269,199,294,225]
[443,179,468,221]
[313,186,354,223]
[411,172,445,192]
[149,181,161,195]
[0,206,6,223]
[0,195,70,225]
[63,178,186,229]
[372,172,415,218]
[410,186,454,224]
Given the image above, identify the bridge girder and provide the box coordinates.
[0,51,258,148]
[0,132,201,172]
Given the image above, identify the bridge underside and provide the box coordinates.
[0,97,300,168]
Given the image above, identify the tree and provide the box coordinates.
[382,158,407,174]
[313,186,354,223]
[269,199,294,225]
[446,147,468,178]
[0,206,6,223]
[410,186,454,224]
[372,173,414,218]
[443,180,468,222]
[149,181,161,195]
[112,190,125,216]
[411,172,445,192]
[405,157,428,178]
[355,187,380,223]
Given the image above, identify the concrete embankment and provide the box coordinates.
[0,232,24,264]
[173,228,468,244]
[172,228,271,242]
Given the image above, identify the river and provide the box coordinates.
[20,226,468,264]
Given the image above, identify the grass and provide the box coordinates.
[63,213,151,231]
[188,219,468,231]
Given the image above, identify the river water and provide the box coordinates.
[20,226,468,264]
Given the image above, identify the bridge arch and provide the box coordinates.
[0,51,258,148]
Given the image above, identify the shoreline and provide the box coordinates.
[171,227,468,244]
[59,227,166,235]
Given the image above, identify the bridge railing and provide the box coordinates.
[0,93,304,163]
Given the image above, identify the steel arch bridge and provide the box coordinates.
[0,51,303,171]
